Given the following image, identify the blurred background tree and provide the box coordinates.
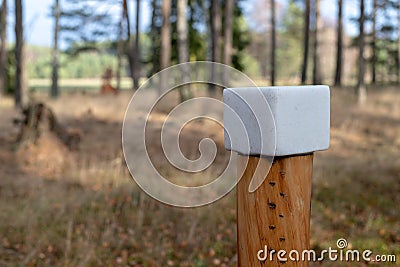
[14,0,26,108]
[1,0,400,104]
[0,0,7,96]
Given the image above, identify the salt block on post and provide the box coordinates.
[223,86,330,266]
[224,86,330,156]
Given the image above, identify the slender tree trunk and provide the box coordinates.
[397,0,400,84]
[160,0,171,93]
[133,0,140,90]
[0,0,7,95]
[371,0,377,84]
[223,0,233,67]
[261,38,268,77]
[313,0,322,84]
[177,0,191,101]
[301,0,310,85]
[149,0,158,75]
[386,46,391,82]
[51,0,60,98]
[160,0,171,70]
[124,0,131,43]
[357,0,367,105]
[210,0,221,95]
[270,0,276,86]
[223,0,233,85]
[123,0,133,80]
[177,0,189,64]
[202,0,212,61]
[334,0,343,87]
[211,0,221,63]
[15,0,26,108]
[116,1,126,91]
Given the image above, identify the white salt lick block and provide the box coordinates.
[224,86,330,156]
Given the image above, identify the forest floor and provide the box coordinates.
[0,87,399,266]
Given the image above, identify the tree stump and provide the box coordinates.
[15,102,81,150]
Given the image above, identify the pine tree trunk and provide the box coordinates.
[371,0,377,84]
[14,0,26,108]
[116,1,125,91]
[223,0,233,67]
[51,0,60,98]
[270,0,276,86]
[177,0,189,64]
[301,0,310,85]
[0,0,7,96]
[177,0,191,102]
[133,0,140,90]
[123,0,133,81]
[160,0,171,93]
[312,0,322,84]
[334,0,343,87]
[149,0,158,75]
[209,0,221,96]
[160,0,171,70]
[357,0,367,105]
[223,0,233,85]
[202,0,212,61]
[397,0,400,84]
[211,0,221,63]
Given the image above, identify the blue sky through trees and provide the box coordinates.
[5,0,360,48]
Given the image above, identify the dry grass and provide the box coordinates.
[0,87,399,266]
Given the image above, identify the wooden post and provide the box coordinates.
[237,154,313,266]
[223,86,330,266]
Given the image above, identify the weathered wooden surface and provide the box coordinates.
[237,154,313,266]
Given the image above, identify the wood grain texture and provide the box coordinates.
[237,154,313,266]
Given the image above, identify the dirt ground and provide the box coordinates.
[0,87,399,266]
